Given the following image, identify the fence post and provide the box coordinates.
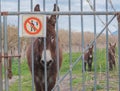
[117,13,120,91]
[0,0,3,90]
[3,16,9,91]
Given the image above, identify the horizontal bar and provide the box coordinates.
[0,11,119,16]
[0,55,21,58]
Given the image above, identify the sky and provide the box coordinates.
[1,0,120,33]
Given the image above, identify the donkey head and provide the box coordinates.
[88,45,94,59]
[109,43,116,56]
[34,4,59,68]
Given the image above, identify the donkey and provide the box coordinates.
[26,4,62,91]
[108,43,116,70]
[84,44,94,71]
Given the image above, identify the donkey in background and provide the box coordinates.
[108,43,116,70]
[84,44,94,71]
[26,4,62,91]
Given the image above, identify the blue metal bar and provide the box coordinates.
[55,0,60,91]
[93,0,97,91]
[43,1,47,91]
[106,0,109,91]
[68,0,73,91]
[0,11,118,16]
[3,16,9,91]
[31,0,34,91]
[18,0,21,91]
[117,14,120,91]
[81,0,85,91]
[0,0,3,90]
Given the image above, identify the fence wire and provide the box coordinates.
[86,0,114,36]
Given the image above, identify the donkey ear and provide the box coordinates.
[48,4,60,26]
[109,43,112,46]
[34,4,40,11]
[114,43,116,47]
[53,4,60,15]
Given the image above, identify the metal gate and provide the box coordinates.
[0,0,120,91]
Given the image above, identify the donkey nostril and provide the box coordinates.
[47,60,53,66]
[49,60,52,63]
[41,60,44,64]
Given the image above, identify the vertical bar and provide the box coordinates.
[0,0,3,90]
[31,32,34,91]
[3,16,9,91]
[31,0,33,12]
[55,0,60,91]
[43,1,47,91]
[18,1,21,91]
[117,14,120,91]
[106,0,109,91]
[31,1,35,91]
[68,0,72,91]
[93,0,97,91]
[80,0,85,91]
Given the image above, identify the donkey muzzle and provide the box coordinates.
[41,60,53,67]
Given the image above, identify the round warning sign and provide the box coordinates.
[24,17,42,35]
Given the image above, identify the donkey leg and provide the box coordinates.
[8,57,13,79]
[113,59,116,67]
[88,59,92,71]
[109,61,113,70]
[84,62,87,71]
[88,63,92,71]
[112,59,116,70]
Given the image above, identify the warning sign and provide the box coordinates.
[22,15,46,37]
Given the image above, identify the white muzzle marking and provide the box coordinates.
[41,49,53,63]
[89,55,92,58]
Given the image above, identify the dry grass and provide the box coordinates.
[59,29,117,52]
[1,26,118,57]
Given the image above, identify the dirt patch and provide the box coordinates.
[3,76,19,90]
[54,75,77,91]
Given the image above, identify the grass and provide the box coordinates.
[6,48,119,91]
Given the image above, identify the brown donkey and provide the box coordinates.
[108,43,116,70]
[26,4,62,91]
[84,45,94,71]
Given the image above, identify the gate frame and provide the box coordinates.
[0,0,120,91]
